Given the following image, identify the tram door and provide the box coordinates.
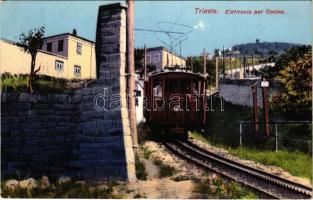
[165,79,185,124]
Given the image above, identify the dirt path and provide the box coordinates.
[112,141,212,198]
[123,179,202,199]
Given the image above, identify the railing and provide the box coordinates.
[238,121,312,153]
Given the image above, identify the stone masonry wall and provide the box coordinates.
[1,92,81,178]
[1,3,136,181]
[73,3,135,181]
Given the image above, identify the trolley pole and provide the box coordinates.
[144,45,147,80]
[127,0,138,152]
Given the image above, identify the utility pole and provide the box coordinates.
[127,0,138,152]
[191,56,193,72]
[222,46,225,78]
[261,79,270,136]
[215,57,219,89]
[251,85,259,133]
[144,45,147,80]
[252,53,254,77]
[201,48,208,74]
[243,55,246,78]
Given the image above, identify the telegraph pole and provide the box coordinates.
[191,56,193,72]
[251,85,259,132]
[144,45,147,80]
[243,55,246,78]
[127,0,138,152]
[201,48,208,74]
[261,79,270,136]
[222,46,225,78]
[252,53,254,76]
[215,57,219,89]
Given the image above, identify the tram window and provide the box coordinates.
[180,79,191,92]
[191,81,199,95]
[165,79,179,93]
[153,78,163,97]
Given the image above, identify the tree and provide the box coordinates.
[259,45,311,79]
[272,49,312,116]
[17,26,45,93]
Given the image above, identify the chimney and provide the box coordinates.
[72,29,77,36]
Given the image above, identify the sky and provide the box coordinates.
[0,1,311,56]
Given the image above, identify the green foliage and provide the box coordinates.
[190,131,312,180]
[194,177,257,199]
[230,148,312,181]
[259,45,311,80]
[1,74,69,93]
[135,154,147,181]
[135,48,144,72]
[16,26,46,93]
[186,56,216,87]
[134,193,146,198]
[171,175,190,182]
[1,180,121,198]
[205,97,253,147]
[153,159,177,178]
[134,48,156,78]
[272,49,312,115]
[16,26,45,56]
[142,147,154,159]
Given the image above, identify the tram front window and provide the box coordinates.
[153,79,163,97]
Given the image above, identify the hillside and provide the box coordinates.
[232,40,302,57]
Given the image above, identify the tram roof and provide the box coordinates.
[148,68,208,79]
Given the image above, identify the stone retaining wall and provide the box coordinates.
[219,79,281,108]
[1,92,80,178]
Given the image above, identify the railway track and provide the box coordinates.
[163,140,312,199]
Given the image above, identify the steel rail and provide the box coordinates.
[183,140,312,196]
[163,140,312,199]
[163,141,280,199]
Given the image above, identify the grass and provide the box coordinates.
[135,154,147,181]
[1,180,122,198]
[190,131,312,181]
[171,175,191,182]
[230,148,312,181]
[153,159,177,178]
[1,73,70,93]
[142,146,154,159]
[194,177,257,199]
[194,96,312,181]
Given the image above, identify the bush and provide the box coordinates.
[1,74,69,93]
[135,155,147,181]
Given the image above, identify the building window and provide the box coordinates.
[76,42,82,54]
[153,53,160,62]
[74,65,81,76]
[147,55,151,63]
[47,42,52,52]
[58,40,64,52]
[55,60,64,71]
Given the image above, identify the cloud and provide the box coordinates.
[193,20,209,31]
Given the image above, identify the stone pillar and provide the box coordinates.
[74,3,136,181]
